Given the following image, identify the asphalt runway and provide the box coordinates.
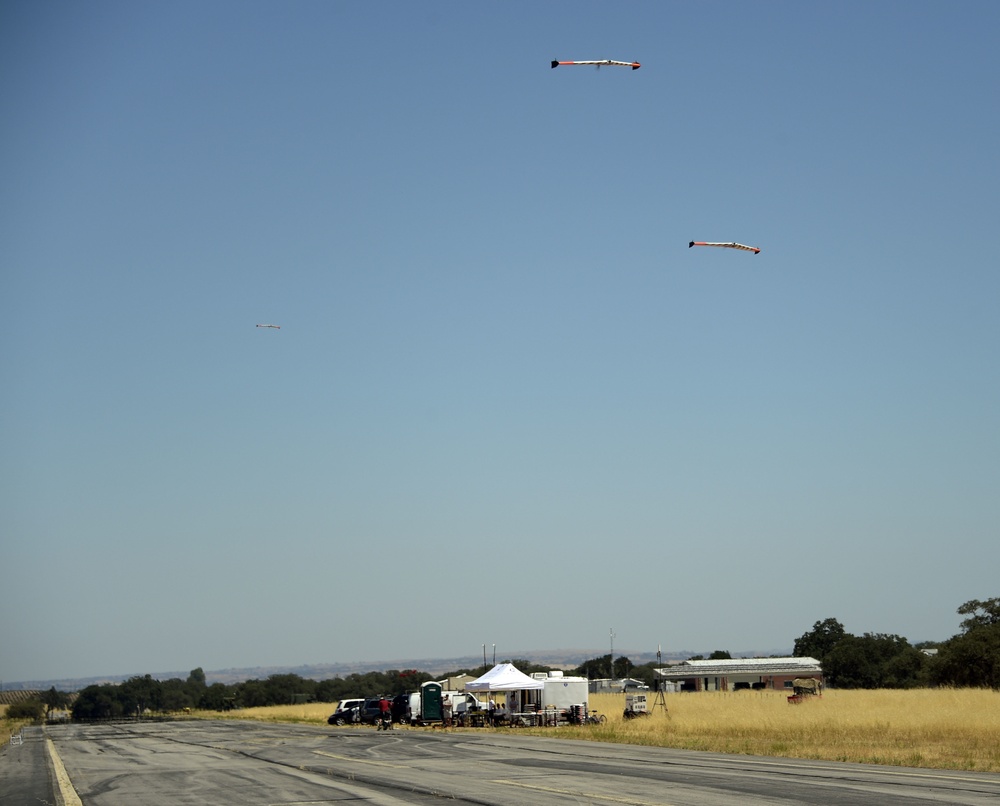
[0,727,56,806]
[18,719,1000,805]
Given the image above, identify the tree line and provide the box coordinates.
[5,687,71,722]
[69,667,437,720]
[33,596,995,721]
[793,597,1000,689]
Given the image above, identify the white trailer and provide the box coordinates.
[532,671,589,712]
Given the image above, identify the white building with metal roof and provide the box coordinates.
[655,657,823,692]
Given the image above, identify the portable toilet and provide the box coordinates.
[421,681,443,722]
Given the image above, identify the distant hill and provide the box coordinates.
[4,647,791,692]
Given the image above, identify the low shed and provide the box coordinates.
[655,657,823,692]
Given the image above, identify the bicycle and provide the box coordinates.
[583,710,607,725]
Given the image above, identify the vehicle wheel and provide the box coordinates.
[334,717,345,726]
[598,714,607,724]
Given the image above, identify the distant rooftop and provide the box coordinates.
[656,656,821,678]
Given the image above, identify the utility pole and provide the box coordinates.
[610,628,616,679]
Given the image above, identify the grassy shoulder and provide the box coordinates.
[188,702,339,725]
[1,704,35,740]
[185,689,1000,773]
[553,690,1000,772]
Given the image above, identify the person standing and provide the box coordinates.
[441,695,453,728]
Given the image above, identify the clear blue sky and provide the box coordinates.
[2,1,998,683]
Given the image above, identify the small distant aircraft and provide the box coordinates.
[256,324,281,329]
[551,59,641,70]
[689,241,760,255]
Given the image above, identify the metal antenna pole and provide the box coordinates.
[653,644,668,714]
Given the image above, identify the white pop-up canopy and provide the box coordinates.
[465,663,544,692]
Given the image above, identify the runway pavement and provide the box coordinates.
[0,726,57,806]
[14,719,1000,805]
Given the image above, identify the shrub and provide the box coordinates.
[7,699,45,722]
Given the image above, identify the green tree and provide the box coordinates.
[932,628,1000,689]
[708,650,732,660]
[957,597,1000,631]
[930,597,1000,689]
[823,633,924,688]
[41,687,70,719]
[793,618,848,662]
[119,675,163,715]
[72,684,123,720]
[236,679,268,707]
[626,662,659,689]
[381,669,433,695]
[613,656,632,678]
[199,682,231,711]
[571,655,640,679]
[883,644,929,688]
[185,667,207,704]
[160,678,195,711]
[572,655,613,679]
[264,674,315,705]
[7,699,45,722]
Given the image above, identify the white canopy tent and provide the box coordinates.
[465,663,543,718]
[465,663,544,692]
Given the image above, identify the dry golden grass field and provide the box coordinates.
[563,690,1000,772]
[0,704,33,740]
[196,689,1000,772]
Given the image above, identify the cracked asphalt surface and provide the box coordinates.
[7,720,1000,805]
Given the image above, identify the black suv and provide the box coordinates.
[358,698,385,725]
[391,693,410,724]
